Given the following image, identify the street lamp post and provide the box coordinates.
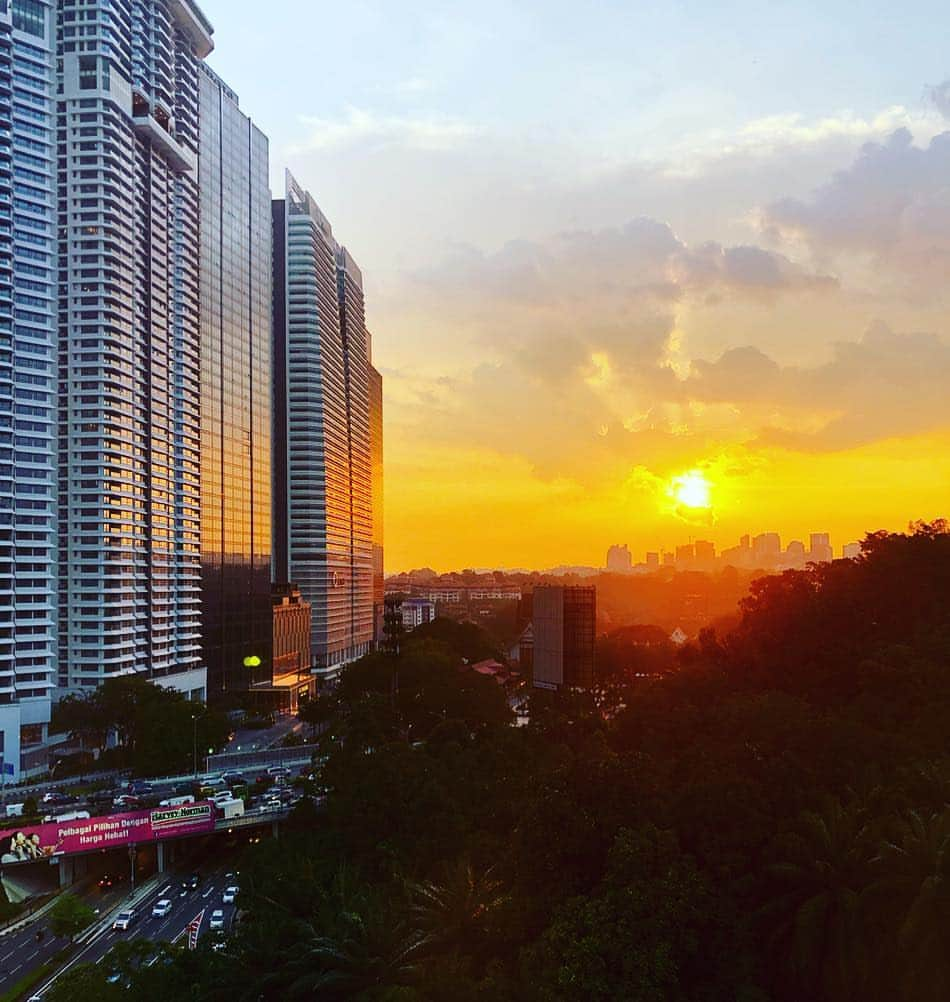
[128,844,136,898]
[191,713,198,779]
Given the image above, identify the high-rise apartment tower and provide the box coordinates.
[0,0,58,778]
[56,0,214,698]
[272,173,374,680]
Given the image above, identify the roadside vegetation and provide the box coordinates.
[48,522,950,1001]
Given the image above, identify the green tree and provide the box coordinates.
[759,798,872,1001]
[523,826,725,1002]
[282,905,427,999]
[871,808,950,1002]
[47,892,95,941]
[410,859,505,956]
[49,691,108,754]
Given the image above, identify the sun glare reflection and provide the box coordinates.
[669,470,712,510]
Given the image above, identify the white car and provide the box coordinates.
[151,898,172,918]
[222,885,238,904]
[112,909,135,931]
[261,797,282,813]
[209,909,225,931]
[212,790,233,805]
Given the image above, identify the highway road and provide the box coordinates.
[22,849,243,998]
[0,868,146,992]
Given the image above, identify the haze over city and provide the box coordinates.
[0,3,947,1000]
[204,0,950,572]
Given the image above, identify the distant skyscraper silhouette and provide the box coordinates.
[606,544,633,573]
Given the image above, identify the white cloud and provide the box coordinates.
[289,105,480,153]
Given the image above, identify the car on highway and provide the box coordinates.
[152,898,172,918]
[212,790,234,805]
[159,794,195,808]
[261,797,282,813]
[266,766,291,780]
[127,780,152,796]
[220,771,247,786]
[41,790,75,806]
[180,873,200,894]
[98,872,118,890]
[222,885,238,904]
[112,909,136,931]
[209,909,225,931]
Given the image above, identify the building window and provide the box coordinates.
[12,0,44,37]
[78,56,96,91]
[20,723,43,747]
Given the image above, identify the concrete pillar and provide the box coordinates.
[156,841,166,873]
[272,820,279,840]
[58,855,73,889]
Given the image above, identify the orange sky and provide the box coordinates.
[198,1,950,574]
[377,134,950,571]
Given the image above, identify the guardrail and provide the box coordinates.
[204,743,321,773]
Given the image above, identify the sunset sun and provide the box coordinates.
[670,470,712,510]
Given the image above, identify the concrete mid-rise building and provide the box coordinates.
[532,585,595,691]
[57,0,214,700]
[400,597,435,631]
[265,584,313,712]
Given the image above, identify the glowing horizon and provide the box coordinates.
[201,2,950,576]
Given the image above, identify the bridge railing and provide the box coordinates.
[204,743,322,773]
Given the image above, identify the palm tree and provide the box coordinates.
[409,858,506,955]
[757,796,873,1001]
[871,807,950,1002]
[282,906,427,999]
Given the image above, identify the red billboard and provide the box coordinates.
[0,801,216,863]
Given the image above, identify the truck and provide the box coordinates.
[217,798,244,820]
[5,803,23,818]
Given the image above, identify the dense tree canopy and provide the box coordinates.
[58,522,950,1001]
[50,676,231,776]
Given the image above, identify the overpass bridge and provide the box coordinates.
[0,800,296,893]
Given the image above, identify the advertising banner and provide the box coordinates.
[0,801,216,863]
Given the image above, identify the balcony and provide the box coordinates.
[130,105,196,175]
[167,0,214,58]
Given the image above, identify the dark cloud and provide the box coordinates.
[763,128,950,274]
[686,323,950,451]
[929,80,950,120]
[673,242,838,296]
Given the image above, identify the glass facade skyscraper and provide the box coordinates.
[368,349,383,644]
[336,247,373,662]
[273,174,374,679]
[198,64,272,699]
[0,0,57,778]
[56,0,212,697]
